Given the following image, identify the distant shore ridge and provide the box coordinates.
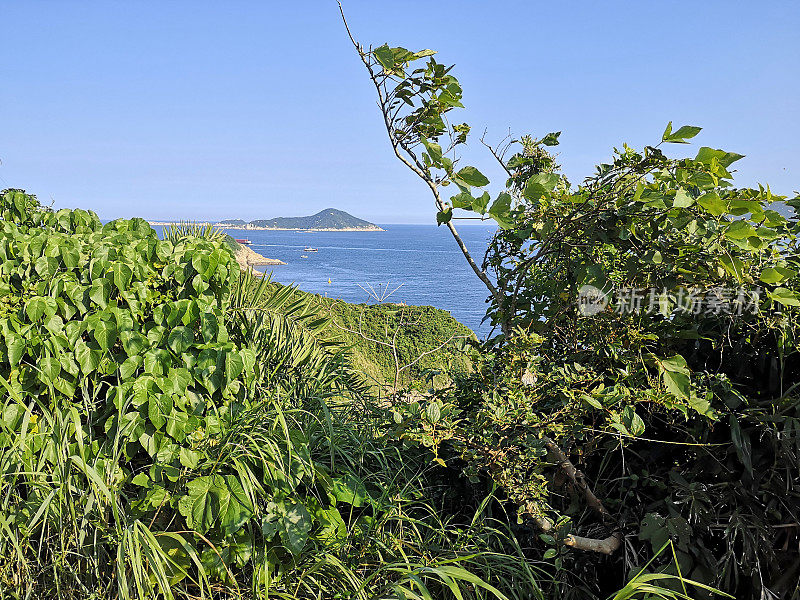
[147,222,384,231]
[148,208,384,231]
[219,224,384,232]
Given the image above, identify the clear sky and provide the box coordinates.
[1,1,798,224]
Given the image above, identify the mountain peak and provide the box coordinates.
[217,208,383,231]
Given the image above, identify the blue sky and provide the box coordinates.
[1,1,798,224]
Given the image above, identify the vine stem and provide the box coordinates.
[338,2,504,333]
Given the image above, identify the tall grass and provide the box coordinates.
[0,369,550,599]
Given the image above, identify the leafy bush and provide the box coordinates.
[0,189,545,599]
[350,34,800,600]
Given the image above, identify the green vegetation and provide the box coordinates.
[1,22,797,600]
[222,233,241,253]
[350,30,800,600]
[0,189,541,600]
[220,208,381,230]
[281,289,475,391]
[0,187,721,600]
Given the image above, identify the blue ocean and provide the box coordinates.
[153,224,497,337]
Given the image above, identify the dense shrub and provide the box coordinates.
[319,299,474,391]
[351,37,800,599]
[0,189,543,599]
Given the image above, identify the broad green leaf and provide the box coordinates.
[696,191,727,216]
[261,515,279,540]
[688,394,717,419]
[663,370,690,399]
[330,475,370,507]
[719,255,746,281]
[120,355,143,380]
[724,220,756,240]
[168,326,194,354]
[489,192,512,216]
[523,173,560,201]
[201,312,218,343]
[144,348,170,376]
[25,297,48,322]
[436,208,452,226]
[622,405,645,436]
[131,472,151,487]
[120,331,147,356]
[412,48,436,59]
[110,262,133,292]
[760,267,788,284]
[240,348,256,374]
[426,402,441,424]
[455,166,489,187]
[179,447,201,469]
[89,279,111,309]
[449,192,473,209]
[581,394,603,410]
[178,474,253,535]
[165,410,190,442]
[660,354,689,374]
[92,319,118,351]
[769,287,800,307]
[374,44,395,70]
[147,325,166,346]
[472,191,490,214]
[160,368,192,395]
[673,188,694,208]
[39,354,61,384]
[540,131,561,146]
[311,504,346,544]
[5,333,25,366]
[276,501,312,555]
[148,393,173,430]
[61,244,80,269]
[663,123,702,143]
[422,138,442,163]
[225,351,244,381]
[695,147,745,168]
[178,476,218,533]
[75,340,101,375]
[489,192,514,229]
[112,307,135,332]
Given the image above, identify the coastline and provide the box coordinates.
[219,225,385,232]
[234,244,286,268]
[147,221,384,232]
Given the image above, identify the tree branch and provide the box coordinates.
[339,3,503,324]
[527,508,623,555]
[522,437,622,555]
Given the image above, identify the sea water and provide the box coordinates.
[153,223,497,337]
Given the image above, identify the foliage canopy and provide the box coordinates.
[351,33,800,599]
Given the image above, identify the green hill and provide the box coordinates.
[221,208,383,230]
[265,282,475,391]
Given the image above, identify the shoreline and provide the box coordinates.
[218,225,385,232]
[148,221,384,232]
[234,244,286,268]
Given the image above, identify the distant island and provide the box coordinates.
[215,208,384,231]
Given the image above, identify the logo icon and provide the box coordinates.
[577,285,609,316]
